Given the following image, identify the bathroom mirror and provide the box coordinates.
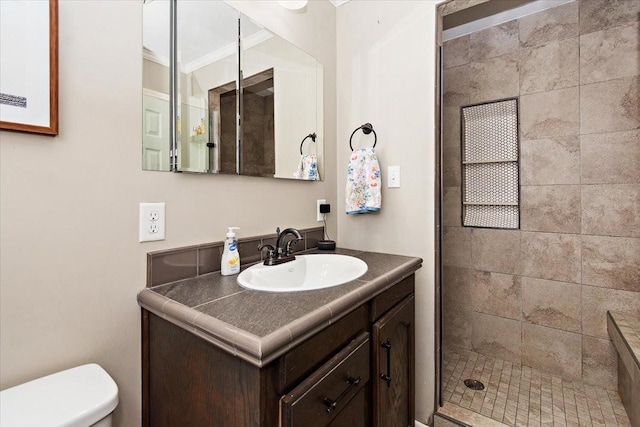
[142,0,324,180]
[240,15,323,179]
[142,0,172,172]
[176,0,240,174]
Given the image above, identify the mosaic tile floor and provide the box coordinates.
[441,350,632,427]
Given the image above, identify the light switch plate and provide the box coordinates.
[388,166,400,188]
[139,202,165,242]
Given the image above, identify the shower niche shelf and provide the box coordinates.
[461,98,520,229]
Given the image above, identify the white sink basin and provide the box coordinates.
[237,254,368,292]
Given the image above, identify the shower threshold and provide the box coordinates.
[438,350,632,426]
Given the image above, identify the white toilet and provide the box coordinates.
[0,363,119,427]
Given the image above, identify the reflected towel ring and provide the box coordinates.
[349,123,377,151]
[299,133,317,155]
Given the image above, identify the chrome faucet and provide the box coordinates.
[259,227,303,266]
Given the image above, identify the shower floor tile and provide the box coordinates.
[441,350,632,427]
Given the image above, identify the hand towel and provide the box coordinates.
[293,154,320,181]
[346,147,381,214]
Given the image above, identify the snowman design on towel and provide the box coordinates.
[346,147,381,214]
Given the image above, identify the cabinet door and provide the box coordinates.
[372,295,415,427]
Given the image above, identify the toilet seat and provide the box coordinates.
[0,363,118,427]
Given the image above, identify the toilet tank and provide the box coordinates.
[0,363,119,427]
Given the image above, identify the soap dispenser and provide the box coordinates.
[221,227,240,276]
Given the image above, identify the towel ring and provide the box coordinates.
[299,133,317,155]
[349,123,377,151]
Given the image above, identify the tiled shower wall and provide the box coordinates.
[442,0,640,391]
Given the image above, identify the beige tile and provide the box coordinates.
[443,226,472,268]
[471,228,521,275]
[520,232,581,283]
[521,87,579,139]
[582,184,640,238]
[443,266,472,310]
[433,413,463,427]
[582,235,640,292]
[471,271,521,320]
[439,402,510,427]
[470,20,519,62]
[582,336,618,391]
[629,364,640,426]
[581,130,640,184]
[440,0,492,16]
[522,323,582,380]
[471,312,521,363]
[580,22,640,85]
[519,1,579,48]
[443,64,470,108]
[521,185,581,234]
[581,76,640,134]
[443,106,462,187]
[582,285,640,339]
[521,277,581,333]
[443,186,462,227]
[520,37,579,95]
[443,35,470,69]
[469,53,519,104]
[443,266,472,351]
[443,142,461,188]
[521,136,580,185]
[579,0,640,35]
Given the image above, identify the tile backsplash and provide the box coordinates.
[147,227,324,287]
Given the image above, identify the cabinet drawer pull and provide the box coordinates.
[380,339,391,388]
[323,376,361,413]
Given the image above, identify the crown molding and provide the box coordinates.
[181,29,273,75]
[143,47,169,68]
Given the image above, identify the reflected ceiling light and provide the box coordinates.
[278,0,307,10]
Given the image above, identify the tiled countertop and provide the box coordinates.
[138,248,422,367]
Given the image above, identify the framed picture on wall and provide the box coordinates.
[0,0,58,136]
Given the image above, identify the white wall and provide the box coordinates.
[0,1,336,426]
[336,1,441,423]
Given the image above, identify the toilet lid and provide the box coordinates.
[0,364,119,427]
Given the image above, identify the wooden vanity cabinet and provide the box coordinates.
[141,275,415,427]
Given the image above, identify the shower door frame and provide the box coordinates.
[433,0,495,416]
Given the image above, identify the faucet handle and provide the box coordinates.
[258,244,277,265]
[258,243,275,255]
[285,238,304,256]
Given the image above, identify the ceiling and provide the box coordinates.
[143,0,263,69]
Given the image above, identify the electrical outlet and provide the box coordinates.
[317,199,326,222]
[139,202,165,242]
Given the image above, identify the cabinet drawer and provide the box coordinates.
[278,305,367,392]
[280,332,370,427]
